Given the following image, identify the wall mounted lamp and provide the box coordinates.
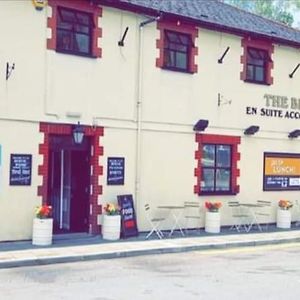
[289,63,300,78]
[193,119,209,132]
[72,122,85,144]
[118,27,129,47]
[288,129,300,138]
[244,125,260,135]
[6,62,15,80]
[218,46,230,64]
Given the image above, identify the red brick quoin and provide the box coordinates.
[47,0,102,58]
[38,122,104,234]
[194,134,241,195]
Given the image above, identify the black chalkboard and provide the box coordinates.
[9,154,32,186]
[117,194,138,238]
[107,157,125,185]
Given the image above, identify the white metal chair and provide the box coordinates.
[254,200,272,231]
[183,201,202,234]
[144,204,165,239]
[294,200,300,226]
[228,201,250,232]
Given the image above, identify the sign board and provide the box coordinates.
[107,157,125,185]
[263,152,300,191]
[9,154,32,186]
[117,194,138,238]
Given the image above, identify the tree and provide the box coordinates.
[224,0,300,27]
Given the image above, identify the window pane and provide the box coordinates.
[57,22,72,30]
[179,34,190,45]
[164,50,175,67]
[75,34,90,54]
[202,169,215,191]
[248,56,264,66]
[165,31,179,42]
[216,145,231,167]
[176,52,188,69]
[60,9,76,23]
[255,66,264,82]
[57,30,73,51]
[202,145,215,167]
[246,65,254,80]
[76,12,90,26]
[75,24,89,34]
[216,169,230,191]
[169,43,187,52]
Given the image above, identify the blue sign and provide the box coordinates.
[107,157,125,185]
[9,154,32,186]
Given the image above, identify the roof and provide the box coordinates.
[100,0,300,47]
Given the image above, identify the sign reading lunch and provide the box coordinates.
[246,94,300,119]
[263,152,300,191]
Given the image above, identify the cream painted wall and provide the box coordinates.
[1,2,300,240]
[0,120,42,241]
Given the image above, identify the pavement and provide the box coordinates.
[1,227,300,269]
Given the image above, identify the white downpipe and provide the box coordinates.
[135,15,161,224]
[134,22,144,217]
[59,150,64,229]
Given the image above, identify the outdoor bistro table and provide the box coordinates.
[240,203,264,232]
[157,205,185,237]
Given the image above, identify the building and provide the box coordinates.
[1,0,300,241]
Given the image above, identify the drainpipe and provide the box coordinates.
[135,14,161,221]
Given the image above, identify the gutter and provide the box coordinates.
[98,0,300,49]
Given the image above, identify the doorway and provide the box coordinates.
[47,135,90,233]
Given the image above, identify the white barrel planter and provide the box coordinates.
[205,211,221,233]
[32,218,53,246]
[102,215,121,241]
[276,209,291,229]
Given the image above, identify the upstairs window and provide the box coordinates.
[240,37,274,85]
[57,7,93,56]
[201,144,232,193]
[163,30,192,72]
[246,48,271,84]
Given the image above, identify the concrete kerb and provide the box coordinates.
[1,233,300,269]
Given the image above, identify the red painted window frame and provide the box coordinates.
[47,0,102,58]
[240,37,274,85]
[194,134,241,195]
[156,20,198,74]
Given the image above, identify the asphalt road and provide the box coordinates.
[1,243,300,300]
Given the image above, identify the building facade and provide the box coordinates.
[1,0,300,241]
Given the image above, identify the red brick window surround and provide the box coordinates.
[47,0,102,58]
[240,37,274,85]
[156,20,198,74]
[38,122,104,235]
[194,134,240,195]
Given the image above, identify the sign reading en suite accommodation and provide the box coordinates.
[246,94,300,119]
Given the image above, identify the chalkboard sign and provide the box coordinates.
[117,194,138,238]
[9,154,32,186]
[107,157,125,185]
